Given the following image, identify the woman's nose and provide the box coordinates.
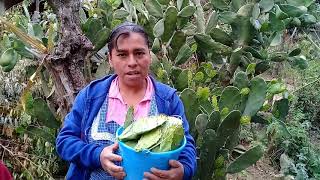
[128,54,137,66]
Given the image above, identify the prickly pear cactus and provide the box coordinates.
[2,0,314,178]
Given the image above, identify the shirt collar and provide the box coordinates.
[108,76,153,103]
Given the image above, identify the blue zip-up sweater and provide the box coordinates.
[56,74,197,180]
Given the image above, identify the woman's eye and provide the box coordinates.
[136,52,145,56]
[117,54,126,57]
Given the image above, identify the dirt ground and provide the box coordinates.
[227,156,280,180]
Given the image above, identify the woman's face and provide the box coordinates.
[108,32,151,88]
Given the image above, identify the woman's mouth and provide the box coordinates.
[126,71,140,75]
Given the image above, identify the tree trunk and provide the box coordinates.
[0,1,5,14]
[45,0,93,118]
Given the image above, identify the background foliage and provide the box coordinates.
[0,0,320,179]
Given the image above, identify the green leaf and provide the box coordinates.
[226,145,264,173]
[231,16,256,46]
[270,52,288,62]
[1,34,12,49]
[25,65,37,78]
[205,11,218,34]
[175,44,192,65]
[267,82,286,95]
[255,61,270,75]
[33,98,60,129]
[219,11,237,24]
[216,110,241,149]
[272,99,289,119]
[21,91,34,115]
[195,114,209,134]
[199,129,217,179]
[151,38,161,53]
[289,48,301,57]
[209,28,233,46]
[180,88,199,135]
[251,113,270,124]
[119,115,167,141]
[163,6,178,42]
[252,3,260,20]
[134,127,161,151]
[79,8,87,24]
[122,0,134,17]
[177,0,189,11]
[260,22,269,32]
[99,0,112,11]
[27,126,56,144]
[111,19,122,29]
[113,9,130,19]
[132,0,149,19]
[290,17,302,26]
[278,4,307,17]
[237,4,254,17]
[158,0,170,5]
[231,0,246,11]
[146,0,163,18]
[197,87,210,102]
[240,87,250,96]
[82,18,103,43]
[300,14,317,25]
[275,4,288,20]
[0,48,18,67]
[32,24,44,39]
[229,48,243,67]
[178,6,196,18]
[124,106,134,129]
[288,55,308,69]
[287,0,315,7]
[175,69,189,91]
[107,0,121,9]
[150,51,160,68]
[157,117,184,152]
[194,71,205,82]
[170,31,186,51]
[93,28,110,51]
[233,71,249,89]
[242,77,267,117]
[211,0,229,10]
[207,111,221,130]
[194,34,232,55]
[212,95,219,111]
[94,60,110,79]
[219,86,241,110]
[16,126,26,134]
[270,32,283,47]
[246,63,256,75]
[259,0,274,13]
[269,12,285,32]
[243,47,263,59]
[170,66,182,82]
[153,19,164,38]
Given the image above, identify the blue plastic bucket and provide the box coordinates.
[116,127,186,180]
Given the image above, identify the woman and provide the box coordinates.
[0,161,12,180]
[56,22,196,180]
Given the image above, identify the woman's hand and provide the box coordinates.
[100,142,126,179]
[143,160,184,180]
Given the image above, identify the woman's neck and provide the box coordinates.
[118,78,147,107]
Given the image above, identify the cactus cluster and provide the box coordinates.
[1,0,316,179]
[180,76,266,179]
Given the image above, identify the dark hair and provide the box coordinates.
[107,22,150,54]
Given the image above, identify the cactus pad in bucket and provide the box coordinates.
[116,115,186,180]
